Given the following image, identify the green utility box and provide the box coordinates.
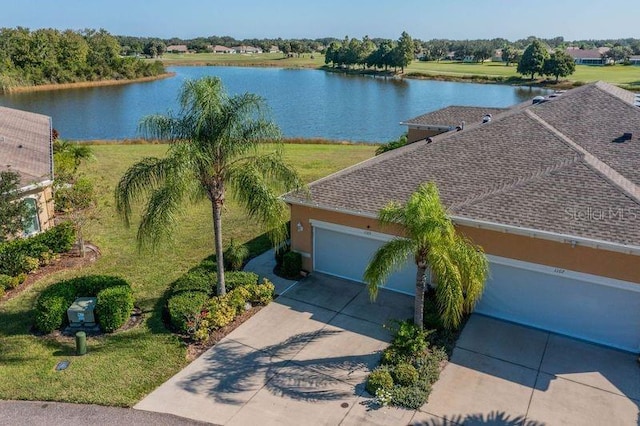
[67,297,97,327]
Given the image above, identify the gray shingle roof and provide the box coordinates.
[0,106,52,187]
[402,106,507,129]
[286,82,640,248]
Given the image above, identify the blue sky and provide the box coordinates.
[1,0,637,40]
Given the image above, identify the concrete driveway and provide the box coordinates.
[135,274,416,425]
[413,315,640,425]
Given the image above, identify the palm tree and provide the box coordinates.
[115,76,303,296]
[53,140,95,173]
[364,183,488,329]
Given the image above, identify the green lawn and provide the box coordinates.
[0,142,376,406]
[159,52,325,68]
[406,61,640,87]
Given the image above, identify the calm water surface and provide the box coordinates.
[0,67,551,142]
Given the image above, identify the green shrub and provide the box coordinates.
[167,291,208,333]
[245,278,275,304]
[34,283,77,333]
[0,222,76,276]
[389,320,429,360]
[365,366,394,395]
[282,251,302,278]
[34,275,132,333]
[204,296,236,329]
[224,239,249,271]
[0,274,12,290]
[95,286,134,332]
[274,244,290,267]
[226,286,251,314]
[33,221,76,253]
[392,362,419,386]
[171,270,215,295]
[390,386,429,410]
[23,256,40,273]
[220,271,259,291]
[376,134,408,155]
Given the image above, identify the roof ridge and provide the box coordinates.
[526,109,640,205]
[449,155,582,212]
[593,81,639,106]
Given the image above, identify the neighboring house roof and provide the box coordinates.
[212,45,234,52]
[166,44,189,52]
[401,106,507,130]
[285,82,640,249]
[565,48,605,60]
[0,106,52,188]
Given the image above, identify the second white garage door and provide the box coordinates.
[312,221,416,295]
[476,256,640,353]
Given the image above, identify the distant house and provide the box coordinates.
[211,45,235,54]
[231,45,262,54]
[166,44,189,53]
[565,47,613,65]
[0,106,55,237]
[629,55,640,65]
[268,45,281,54]
[400,106,507,143]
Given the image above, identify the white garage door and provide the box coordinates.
[477,256,640,353]
[312,221,416,295]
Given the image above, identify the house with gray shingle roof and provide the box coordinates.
[0,106,55,236]
[401,106,507,142]
[284,82,640,353]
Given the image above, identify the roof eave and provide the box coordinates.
[285,198,640,256]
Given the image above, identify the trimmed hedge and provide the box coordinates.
[34,275,133,333]
[366,367,394,395]
[282,251,302,278]
[95,286,135,332]
[167,291,209,333]
[0,222,76,276]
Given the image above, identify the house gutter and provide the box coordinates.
[18,179,53,193]
[285,198,640,256]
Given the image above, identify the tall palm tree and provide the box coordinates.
[115,76,303,296]
[364,183,488,329]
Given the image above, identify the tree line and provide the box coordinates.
[0,27,165,90]
[324,32,415,72]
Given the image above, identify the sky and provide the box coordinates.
[1,0,638,41]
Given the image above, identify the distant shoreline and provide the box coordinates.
[2,72,175,94]
[74,137,380,146]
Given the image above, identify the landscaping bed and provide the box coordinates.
[365,295,466,409]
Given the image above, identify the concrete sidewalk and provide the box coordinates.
[243,249,298,296]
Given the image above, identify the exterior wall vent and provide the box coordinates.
[634,94,640,107]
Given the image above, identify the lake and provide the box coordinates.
[0,67,551,142]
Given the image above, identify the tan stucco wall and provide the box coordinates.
[290,204,640,284]
[407,128,444,143]
[22,184,55,232]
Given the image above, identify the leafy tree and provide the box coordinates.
[55,176,97,257]
[324,41,342,67]
[543,50,576,82]
[0,170,30,241]
[605,45,633,63]
[501,45,518,66]
[394,31,414,72]
[517,39,549,80]
[364,183,488,329]
[115,77,304,296]
[472,42,493,63]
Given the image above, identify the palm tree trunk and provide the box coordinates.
[212,200,226,296]
[414,265,427,329]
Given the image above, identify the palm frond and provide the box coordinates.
[114,156,181,226]
[428,242,464,329]
[136,179,189,251]
[363,238,415,301]
[228,164,290,246]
